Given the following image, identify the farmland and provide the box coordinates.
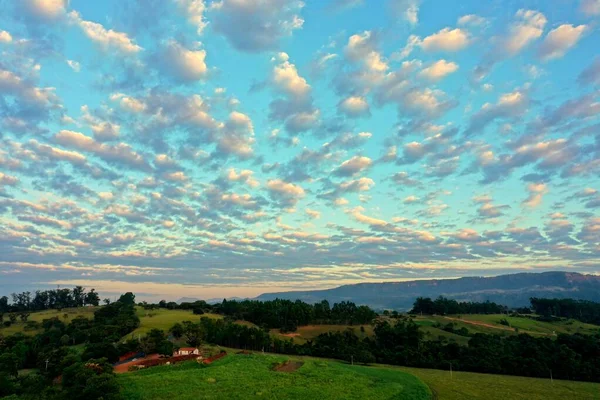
[0,306,98,335]
[270,324,374,344]
[413,314,600,338]
[118,352,431,400]
[118,351,600,400]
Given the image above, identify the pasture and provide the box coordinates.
[397,365,600,400]
[413,314,600,338]
[118,353,431,400]
[270,324,374,344]
[0,306,98,336]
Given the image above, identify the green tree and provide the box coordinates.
[0,353,19,378]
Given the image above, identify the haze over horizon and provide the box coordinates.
[0,0,599,300]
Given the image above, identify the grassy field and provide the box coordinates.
[125,308,223,338]
[397,365,600,400]
[270,324,374,344]
[118,353,431,400]
[0,307,98,336]
[118,350,600,400]
[413,314,600,338]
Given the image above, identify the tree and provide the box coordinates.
[181,321,203,347]
[19,312,30,322]
[118,292,136,306]
[170,322,184,339]
[0,296,9,313]
[85,289,100,306]
[8,313,17,324]
[73,286,86,307]
[62,359,120,400]
[0,353,19,378]
[103,298,111,305]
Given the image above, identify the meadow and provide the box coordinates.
[413,314,600,339]
[118,353,431,400]
[0,306,98,335]
[118,351,600,400]
[270,324,374,344]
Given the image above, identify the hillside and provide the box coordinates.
[118,353,431,400]
[117,352,600,400]
[256,271,600,310]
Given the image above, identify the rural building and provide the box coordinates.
[174,347,199,356]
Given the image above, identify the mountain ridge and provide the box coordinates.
[255,271,600,310]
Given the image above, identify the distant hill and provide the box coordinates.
[256,271,600,310]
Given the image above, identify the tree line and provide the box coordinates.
[1,287,101,314]
[410,296,507,315]
[0,292,139,399]
[530,298,600,325]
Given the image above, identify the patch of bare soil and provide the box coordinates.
[279,332,301,338]
[273,360,304,372]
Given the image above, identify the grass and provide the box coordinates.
[0,307,98,336]
[118,353,431,400]
[270,324,374,344]
[413,314,600,338]
[125,308,223,338]
[397,365,600,400]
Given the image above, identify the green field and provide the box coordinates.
[118,353,431,400]
[0,307,98,336]
[125,307,223,338]
[413,314,600,338]
[397,365,600,400]
[118,351,600,400]
[270,324,374,344]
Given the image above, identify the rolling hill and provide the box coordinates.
[256,271,600,310]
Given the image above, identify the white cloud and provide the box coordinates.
[335,156,373,176]
[523,182,548,208]
[338,96,370,117]
[457,14,487,27]
[503,9,547,56]
[0,30,12,43]
[21,0,67,21]
[160,40,208,81]
[419,59,459,81]
[580,0,600,16]
[66,60,80,72]
[69,11,142,54]
[174,0,208,34]
[537,24,587,61]
[211,0,304,53]
[390,0,420,26]
[267,179,305,206]
[216,111,255,158]
[305,208,321,219]
[55,130,149,170]
[272,53,310,98]
[421,28,470,52]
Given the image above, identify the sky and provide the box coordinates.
[0,0,599,301]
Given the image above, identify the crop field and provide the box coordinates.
[118,353,431,400]
[0,306,98,336]
[270,324,374,344]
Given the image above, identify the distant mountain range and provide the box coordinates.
[256,271,600,310]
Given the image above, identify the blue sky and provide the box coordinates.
[0,0,599,301]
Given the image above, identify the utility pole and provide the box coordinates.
[45,359,49,371]
[351,355,354,366]
[450,362,453,379]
